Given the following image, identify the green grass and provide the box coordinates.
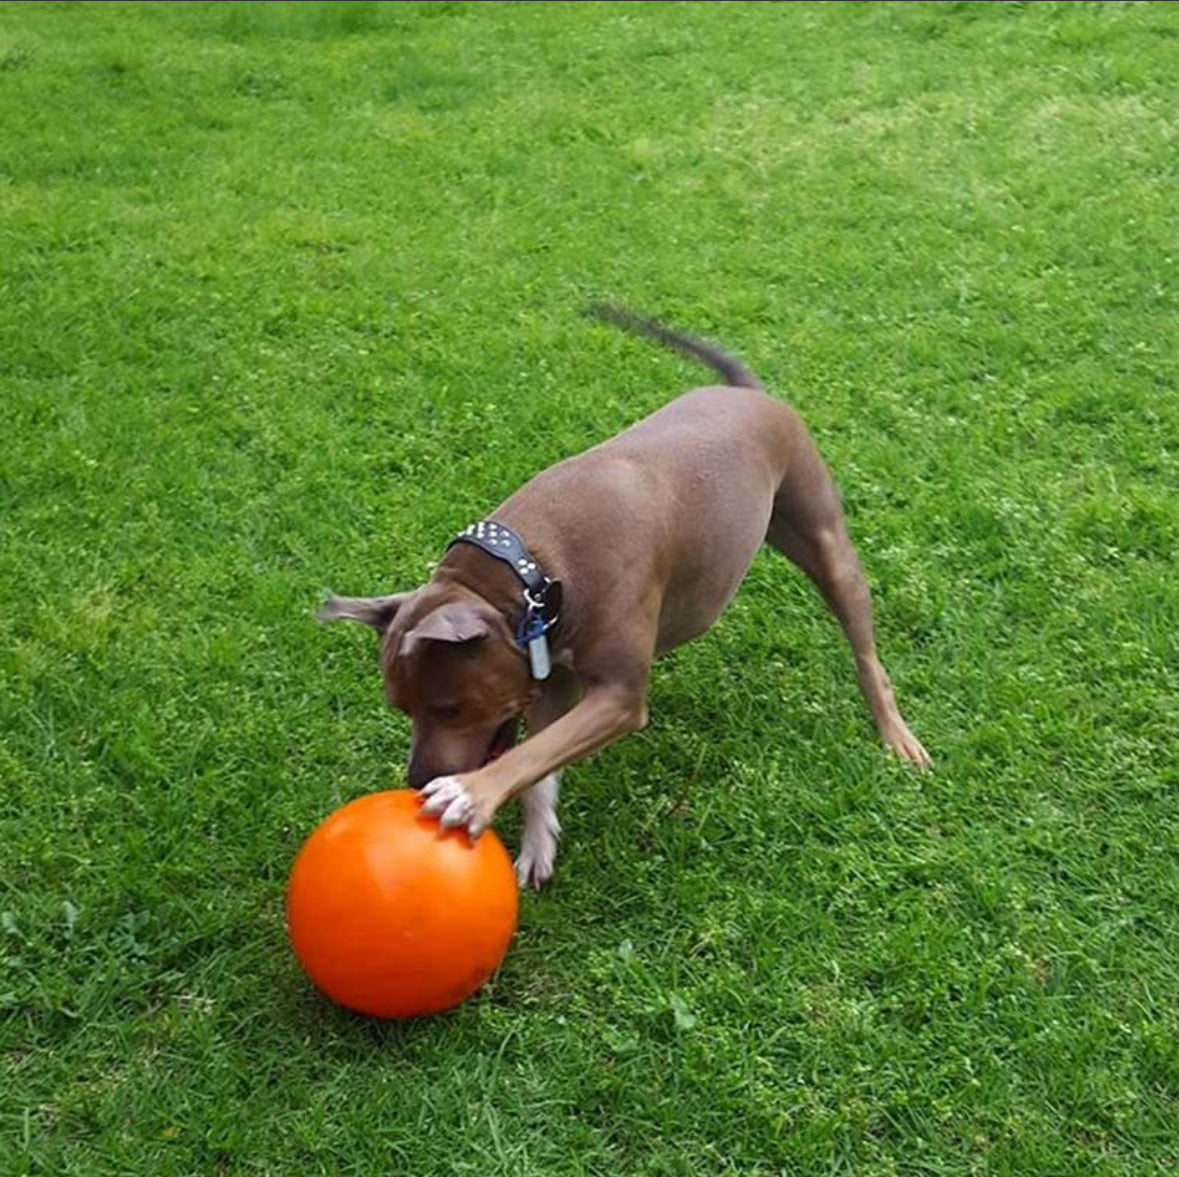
[2,0,1178,1172]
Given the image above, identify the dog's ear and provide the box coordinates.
[400,602,491,656]
[317,591,411,631]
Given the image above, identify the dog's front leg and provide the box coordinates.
[420,683,648,838]
[514,669,581,889]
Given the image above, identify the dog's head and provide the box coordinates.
[319,585,536,787]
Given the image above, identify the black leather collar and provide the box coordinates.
[447,521,562,679]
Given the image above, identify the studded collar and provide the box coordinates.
[447,520,563,680]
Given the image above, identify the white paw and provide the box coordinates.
[420,775,487,837]
[515,831,560,889]
[515,773,561,889]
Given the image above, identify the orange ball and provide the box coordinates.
[287,790,518,1018]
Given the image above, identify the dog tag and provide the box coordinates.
[528,634,552,681]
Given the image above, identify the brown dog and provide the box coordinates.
[320,308,929,887]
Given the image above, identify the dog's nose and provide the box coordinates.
[408,752,448,791]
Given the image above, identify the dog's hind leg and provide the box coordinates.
[766,442,930,767]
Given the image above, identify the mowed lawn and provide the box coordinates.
[3,1,1178,1173]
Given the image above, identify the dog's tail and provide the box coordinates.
[585,304,763,391]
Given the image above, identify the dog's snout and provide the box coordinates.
[407,755,438,791]
[408,750,473,790]
[409,725,496,789]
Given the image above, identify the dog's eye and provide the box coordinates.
[429,704,462,723]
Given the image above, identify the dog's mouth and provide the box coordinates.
[484,717,520,764]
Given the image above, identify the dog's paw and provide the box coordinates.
[515,830,559,889]
[883,722,932,770]
[515,773,561,889]
[419,775,490,838]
